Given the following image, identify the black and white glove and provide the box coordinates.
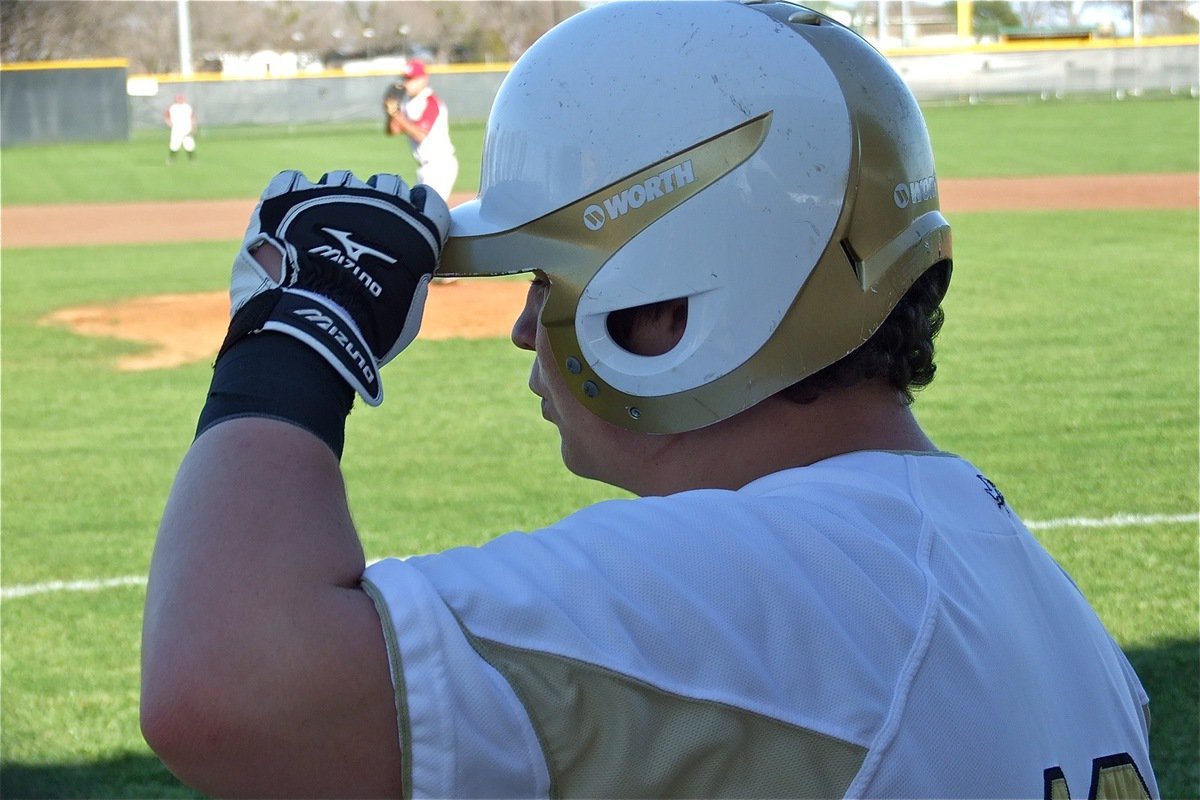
[222,169,450,405]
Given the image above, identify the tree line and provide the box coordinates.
[1,1,1194,76]
[0,1,582,74]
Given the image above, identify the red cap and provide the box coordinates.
[402,60,427,80]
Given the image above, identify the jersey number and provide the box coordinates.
[1044,753,1151,800]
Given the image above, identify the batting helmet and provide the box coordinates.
[441,0,951,434]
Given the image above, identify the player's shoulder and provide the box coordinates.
[542,464,901,558]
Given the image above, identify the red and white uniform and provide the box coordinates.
[364,451,1158,798]
[402,87,458,200]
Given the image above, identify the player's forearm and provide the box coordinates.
[406,123,428,144]
[392,114,428,143]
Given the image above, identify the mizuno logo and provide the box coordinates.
[583,160,697,232]
[318,228,397,264]
[309,228,390,298]
[292,307,376,383]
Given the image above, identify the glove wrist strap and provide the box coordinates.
[196,333,355,459]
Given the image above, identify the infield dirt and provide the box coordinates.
[8,173,1195,371]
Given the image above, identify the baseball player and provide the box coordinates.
[141,3,1159,797]
[163,93,196,164]
[383,59,458,201]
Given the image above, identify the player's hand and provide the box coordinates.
[223,170,450,406]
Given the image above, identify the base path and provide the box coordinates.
[9,174,1196,371]
[4,175,1195,249]
[937,173,1196,212]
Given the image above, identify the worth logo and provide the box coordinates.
[583,160,696,232]
[893,175,938,209]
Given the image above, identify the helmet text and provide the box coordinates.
[583,160,697,231]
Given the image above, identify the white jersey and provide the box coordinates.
[165,101,196,154]
[364,451,1157,798]
[166,102,193,135]
[401,87,455,167]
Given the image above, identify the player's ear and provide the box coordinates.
[607,298,688,357]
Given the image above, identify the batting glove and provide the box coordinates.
[222,170,450,406]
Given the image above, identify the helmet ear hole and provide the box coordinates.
[606,298,689,357]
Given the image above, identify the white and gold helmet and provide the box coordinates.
[441,0,951,434]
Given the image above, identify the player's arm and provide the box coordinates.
[388,111,425,143]
[143,417,402,796]
[141,170,450,797]
[392,99,439,144]
[387,111,405,137]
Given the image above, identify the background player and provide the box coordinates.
[163,93,196,164]
[383,59,458,202]
[141,3,1159,797]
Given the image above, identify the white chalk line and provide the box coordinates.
[1024,512,1199,531]
[1,574,148,600]
[3,512,1197,601]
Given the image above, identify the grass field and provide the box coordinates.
[0,121,486,205]
[0,95,1197,204]
[2,97,1198,798]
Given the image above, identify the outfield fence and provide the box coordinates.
[0,59,130,145]
[130,36,1199,129]
[2,35,1197,145]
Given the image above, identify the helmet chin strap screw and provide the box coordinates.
[565,357,582,374]
[628,407,642,420]
[582,381,600,398]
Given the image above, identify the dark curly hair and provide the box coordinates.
[783,260,952,406]
[604,259,951,406]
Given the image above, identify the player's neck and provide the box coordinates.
[627,380,937,496]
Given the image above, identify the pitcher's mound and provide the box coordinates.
[41,280,529,372]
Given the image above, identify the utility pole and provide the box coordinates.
[957,0,974,42]
[177,0,193,77]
